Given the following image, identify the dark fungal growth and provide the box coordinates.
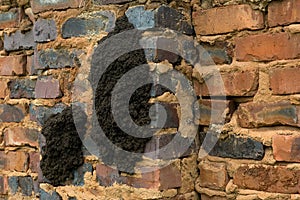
[40,107,84,186]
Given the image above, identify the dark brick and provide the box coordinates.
[144,133,199,159]
[94,0,131,5]
[62,11,115,38]
[237,101,300,128]
[0,104,25,122]
[200,132,264,160]
[18,177,33,196]
[29,103,66,125]
[35,49,79,69]
[0,176,8,195]
[149,102,179,128]
[8,177,18,195]
[0,9,20,29]
[34,18,57,42]
[73,163,93,186]
[40,189,62,200]
[4,30,35,51]
[31,0,82,13]
[9,79,36,99]
[155,6,193,35]
[35,76,61,99]
[201,42,232,65]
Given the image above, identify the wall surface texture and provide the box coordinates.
[0,0,300,199]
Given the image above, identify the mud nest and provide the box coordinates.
[40,107,84,186]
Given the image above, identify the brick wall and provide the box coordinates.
[0,0,299,199]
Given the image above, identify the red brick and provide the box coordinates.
[235,32,300,61]
[159,163,182,190]
[96,163,119,186]
[0,9,20,29]
[31,0,83,13]
[0,79,9,99]
[35,76,62,99]
[0,55,26,76]
[0,151,29,172]
[269,67,300,95]
[121,164,181,190]
[268,0,300,27]
[4,127,39,147]
[29,152,40,173]
[193,68,258,96]
[0,176,8,195]
[0,104,26,122]
[196,99,234,125]
[233,165,300,193]
[237,101,300,128]
[196,161,228,190]
[193,4,264,35]
[272,135,300,162]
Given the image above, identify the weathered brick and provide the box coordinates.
[159,163,182,190]
[4,30,35,51]
[35,76,61,99]
[29,152,40,173]
[156,6,193,35]
[0,104,25,122]
[8,176,18,195]
[0,176,8,195]
[269,67,300,95]
[194,68,258,97]
[0,55,26,76]
[0,151,29,172]
[237,101,300,128]
[62,11,115,38]
[272,135,300,162]
[120,170,160,189]
[193,4,264,35]
[125,6,154,30]
[9,79,36,99]
[34,18,57,42]
[200,132,264,160]
[26,55,38,75]
[39,188,62,200]
[201,194,227,200]
[268,0,300,27]
[73,163,93,186]
[156,37,180,64]
[196,161,228,190]
[29,103,66,125]
[0,79,9,99]
[31,0,82,13]
[149,102,179,128]
[0,9,20,29]
[175,192,199,200]
[201,42,233,65]
[235,32,300,61]
[196,99,235,126]
[4,127,39,147]
[36,49,79,69]
[94,0,131,5]
[18,177,33,196]
[233,165,300,193]
[96,163,119,186]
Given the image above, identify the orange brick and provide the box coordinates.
[193,4,264,35]
[235,32,300,61]
[268,0,300,27]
